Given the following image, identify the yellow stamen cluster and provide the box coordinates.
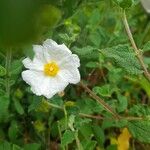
[44,61,59,77]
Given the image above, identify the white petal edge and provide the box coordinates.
[58,68,80,84]
[43,39,72,55]
[22,58,43,71]
[22,70,69,99]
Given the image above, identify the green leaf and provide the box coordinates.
[10,59,23,75]
[72,46,98,59]
[75,117,92,128]
[73,46,94,56]
[77,98,104,114]
[12,144,23,150]
[28,97,42,112]
[89,31,101,47]
[86,61,99,68]
[128,120,150,143]
[93,84,116,97]
[129,104,150,116]
[101,45,143,75]
[0,96,10,123]
[82,140,97,150]
[142,41,150,52]
[14,99,24,115]
[0,141,11,150]
[102,119,128,129]
[79,124,93,139]
[61,130,75,146]
[0,65,6,77]
[93,125,105,146]
[24,143,41,150]
[113,0,133,9]
[8,120,19,141]
[0,78,4,85]
[117,94,128,112]
[88,9,101,25]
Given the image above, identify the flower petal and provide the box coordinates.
[22,70,45,96]
[58,53,80,84]
[44,75,68,98]
[33,45,46,63]
[22,70,68,99]
[43,39,72,62]
[58,54,80,67]
[59,68,80,84]
[22,58,43,71]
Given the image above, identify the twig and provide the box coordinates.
[80,81,120,120]
[74,131,83,150]
[122,10,150,82]
[57,121,65,150]
[79,113,104,120]
[46,100,144,121]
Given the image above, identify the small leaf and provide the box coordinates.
[8,120,19,141]
[128,120,150,143]
[28,97,42,112]
[142,41,150,52]
[14,99,24,115]
[93,125,105,146]
[0,141,11,150]
[0,95,10,123]
[113,0,133,9]
[61,130,75,146]
[12,144,23,150]
[0,65,6,77]
[86,61,99,68]
[101,45,143,75]
[93,84,115,97]
[10,59,23,75]
[117,94,128,112]
[82,140,97,150]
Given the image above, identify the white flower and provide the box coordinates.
[22,39,80,99]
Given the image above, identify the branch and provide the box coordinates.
[79,81,120,120]
[122,10,150,82]
[46,99,144,121]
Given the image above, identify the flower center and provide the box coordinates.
[44,62,59,76]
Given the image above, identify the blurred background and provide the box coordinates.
[0,0,62,47]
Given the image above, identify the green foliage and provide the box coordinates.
[0,0,149,149]
[128,120,150,143]
[0,65,6,77]
[100,45,143,75]
[13,98,24,115]
[61,130,75,147]
[142,41,150,52]
[0,96,10,123]
[113,0,133,9]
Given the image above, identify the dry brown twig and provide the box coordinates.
[123,10,150,82]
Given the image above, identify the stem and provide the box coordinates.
[47,102,63,109]
[63,106,68,150]
[74,131,83,150]
[5,48,12,97]
[80,81,120,120]
[57,121,65,150]
[46,101,144,121]
[122,10,150,82]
